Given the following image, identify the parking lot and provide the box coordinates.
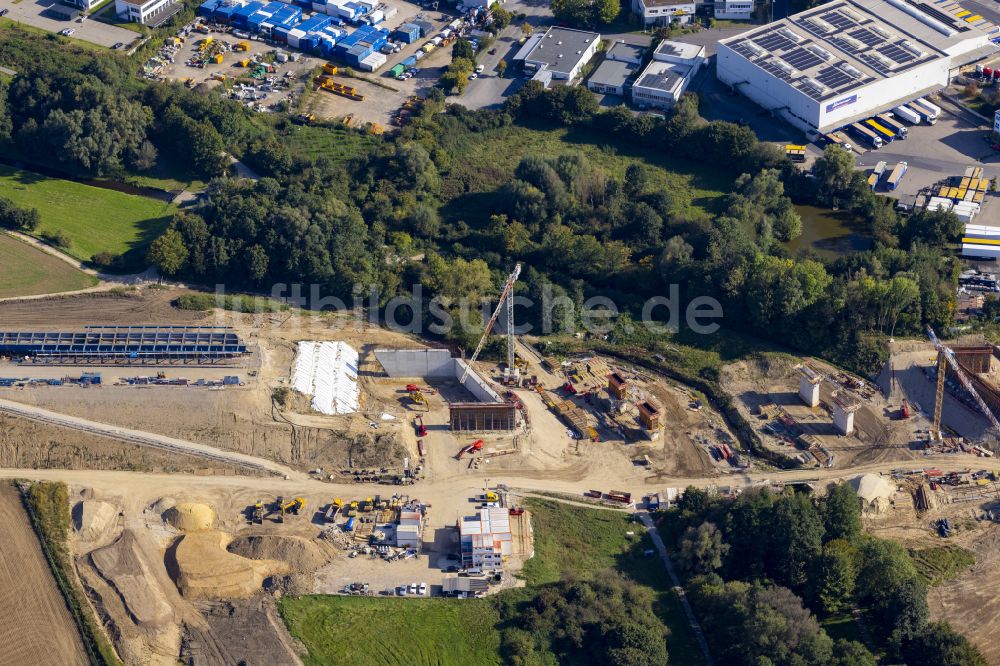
[0,0,138,48]
[850,97,999,205]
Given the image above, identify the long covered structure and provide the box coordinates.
[716,0,999,132]
[0,326,249,365]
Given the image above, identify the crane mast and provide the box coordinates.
[926,325,1000,439]
[460,263,521,384]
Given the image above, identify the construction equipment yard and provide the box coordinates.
[7,287,1000,662]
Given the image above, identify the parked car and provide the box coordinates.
[112,42,124,49]
[397,585,407,596]
[0,8,10,16]
[407,582,418,595]
[418,582,427,596]
[475,64,485,73]
[468,72,477,80]
[59,28,75,36]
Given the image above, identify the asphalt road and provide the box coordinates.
[0,0,137,49]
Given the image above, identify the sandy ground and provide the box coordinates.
[0,484,87,666]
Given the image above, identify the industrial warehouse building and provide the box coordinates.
[716,0,1000,132]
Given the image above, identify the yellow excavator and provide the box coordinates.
[263,496,307,523]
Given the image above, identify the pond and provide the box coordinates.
[784,205,872,258]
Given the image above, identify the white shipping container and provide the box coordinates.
[382,4,397,18]
[368,9,383,23]
[358,51,387,71]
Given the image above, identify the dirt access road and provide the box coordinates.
[0,397,301,479]
[0,484,88,666]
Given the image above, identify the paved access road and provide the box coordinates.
[0,0,137,49]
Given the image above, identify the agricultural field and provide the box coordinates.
[0,484,87,665]
[281,499,703,666]
[0,233,97,298]
[0,165,175,265]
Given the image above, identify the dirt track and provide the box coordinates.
[0,484,87,665]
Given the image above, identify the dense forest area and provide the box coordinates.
[0,26,966,376]
[665,484,986,665]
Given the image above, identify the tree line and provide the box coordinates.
[666,483,985,665]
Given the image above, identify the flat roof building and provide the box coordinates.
[587,59,639,95]
[459,507,512,572]
[716,0,999,132]
[653,39,705,66]
[606,40,647,64]
[632,47,702,109]
[514,27,601,81]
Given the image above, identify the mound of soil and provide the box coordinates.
[227,534,333,573]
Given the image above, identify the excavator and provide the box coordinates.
[263,496,307,523]
[409,388,429,411]
[456,439,484,460]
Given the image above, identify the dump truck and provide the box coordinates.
[886,161,907,191]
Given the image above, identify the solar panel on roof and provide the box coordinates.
[820,11,854,30]
[849,27,885,47]
[916,3,970,30]
[878,44,916,63]
[816,65,855,89]
[760,59,796,80]
[784,47,824,70]
[755,31,796,51]
[858,52,894,73]
[797,78,826,99]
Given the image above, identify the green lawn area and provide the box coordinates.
[820,612,865,644]
[281,499,704,666]
[0,165,175,266]
[909,545,976,586]
[439,120,732,226]
[280,596,502,666]
[0,233,97,297]
[282,124,382,164]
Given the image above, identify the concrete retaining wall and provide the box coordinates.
[375,348,503,404]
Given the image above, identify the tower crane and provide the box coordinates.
[460,263,521,384]
[926,325,1000,440]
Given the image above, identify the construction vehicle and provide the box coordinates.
[456,439,484,460]
[294,113,315,125]
[270,496,306,522]
[585,490,602,498]
[900,400,911,420]
[415,415,427,437]
[927,325,1000,441]
[607,490,632,504]
[459,263,521,385]
[360,497,374,512]
[234,41,250,51]
[324,498,343,522]
[479,491,499,503]
[250,499,265,524]
[409,389,429,410]
[785,144,806,163]
[509,507,524,516]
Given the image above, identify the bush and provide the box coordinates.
[90,252,121,269]
[42,229,72,249]
[174,293,288,313]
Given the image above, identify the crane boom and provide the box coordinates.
[926,325,1000,433]
[460,263,521,384]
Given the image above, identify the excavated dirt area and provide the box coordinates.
[183,596,303,666]
[721,353,924,469]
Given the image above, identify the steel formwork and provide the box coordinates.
[449,402,517,432]
[0,325,249,366]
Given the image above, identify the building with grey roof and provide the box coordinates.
[587,58,640,95]
[606,40,647,64]
[716,0,999,132]
[632,60,696,108]
[514,27,602,82]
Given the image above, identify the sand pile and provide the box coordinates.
[73,500,117,541]
[169,531,289,600]
[90,531,174,626]
[227,534,333,572]
[164,503,216,532]
[851,474,897,515]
